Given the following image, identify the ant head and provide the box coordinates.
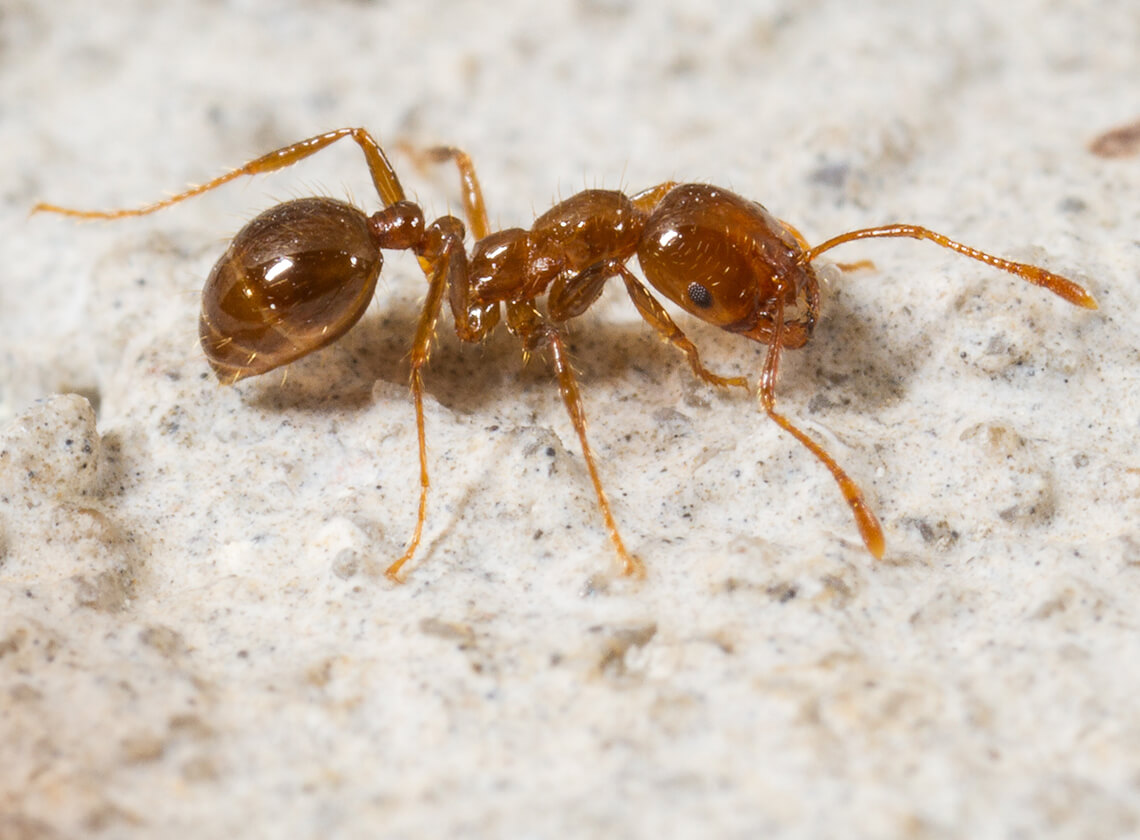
[637,184,818,345]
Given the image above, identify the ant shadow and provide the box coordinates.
[240,271,925,428]
[795,280,930,418]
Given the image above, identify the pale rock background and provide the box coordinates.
[2,1,1138,837]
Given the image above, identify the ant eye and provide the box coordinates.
[686,281,713,308]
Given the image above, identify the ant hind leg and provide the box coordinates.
[384,214,468,582]
[34,127,409,219]
[405,145,492,241]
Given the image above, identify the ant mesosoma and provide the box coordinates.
[34,127,1097,581]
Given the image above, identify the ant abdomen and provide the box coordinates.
[199,196,383,384]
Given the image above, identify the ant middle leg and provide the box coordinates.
[507,301,645,578]
[34,127,409,219]
[758,297,885,558]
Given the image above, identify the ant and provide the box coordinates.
[34,127,1098,581]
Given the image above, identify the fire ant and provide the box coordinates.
[34,127,1098,581]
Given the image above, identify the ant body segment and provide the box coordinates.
[35,128,1097,580]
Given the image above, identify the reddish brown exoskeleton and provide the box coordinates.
[35,128,1097,580]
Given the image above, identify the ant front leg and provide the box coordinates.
[614,266,748,389]
[34,127,409,218]
[758,298,886,558]
[545,259,747,390]
[507,301,645,578]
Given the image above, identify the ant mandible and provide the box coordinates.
[34,127,1098,581]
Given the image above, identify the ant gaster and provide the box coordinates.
[35,128,1098,580]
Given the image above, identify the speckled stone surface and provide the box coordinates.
[2,1,1138,837]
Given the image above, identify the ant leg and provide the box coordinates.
[34,127,409,218]
[630,181,680,214]
[412,146,492,240]
[802,225,1097,309]
[615,265,748,389]
[507,302,645,578]
[759,299,885,558]
[545,260,744,387]
[384,215,467,582]
[445,222,500,343]
[547,261,612,322]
